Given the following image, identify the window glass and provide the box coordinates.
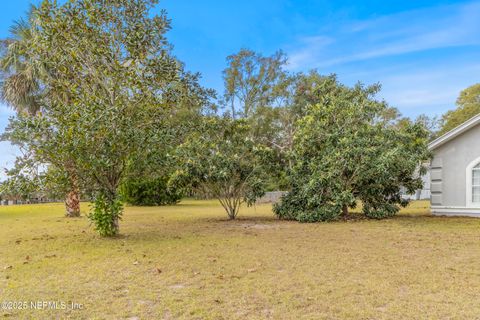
[473,164,480,203]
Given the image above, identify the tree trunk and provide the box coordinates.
[227,207,236,220]
[227,204,238,220]
[65,188,80,217]
[65,172,81,217]
[342,204,349,219]
[231,99,236,119]
[112,216,120,235]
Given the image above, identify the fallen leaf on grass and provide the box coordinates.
[155,268,162,274]
[4,265,12,270]
[45,254,57,258]
[133,261,139,265]
[247,268,257,273]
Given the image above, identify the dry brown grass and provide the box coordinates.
[2,200,480,319]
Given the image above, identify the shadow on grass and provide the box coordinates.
[388,213,480,230]
[99,208,480,243]
[206,215,280,223]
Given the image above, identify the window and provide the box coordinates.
[474,164,480,203]
[466,157,480,207]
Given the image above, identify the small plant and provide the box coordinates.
[88,192,124,237]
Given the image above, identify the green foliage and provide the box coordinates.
[170,117,271,219]
[439,83,480,135]
[0,7,79,209]
[0,0,215,235]
[273,189,344,223]
[222,49,288,119]
[272,187,306,220]
[0,9,42,115]
[296,206,341,223]
[221,50,325,191]
[88,192,123,237]
[362,202,400,219]
[274,76,431,222]
[0,174,39,201]
[0,154,41,200]
[120,177,182,206]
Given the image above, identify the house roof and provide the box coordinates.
[429,113,480,150]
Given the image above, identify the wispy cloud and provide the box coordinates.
[331,59,480,118]
[379,62,480,113]
[287,1,480,70]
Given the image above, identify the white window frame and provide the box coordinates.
[466,156,480,207]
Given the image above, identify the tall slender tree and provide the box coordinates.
[222,49,288,119]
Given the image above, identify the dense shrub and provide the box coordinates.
[273,189,342,222]
[273,189,306,220]
[362,201,404,219]
[120,177,182,206]
[296,206,341,222]
[274,76,431,222]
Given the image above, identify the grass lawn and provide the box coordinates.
[2,200,480,319]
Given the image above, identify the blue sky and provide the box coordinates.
[1,0,480,178]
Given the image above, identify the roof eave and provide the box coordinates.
[428,113,480,151]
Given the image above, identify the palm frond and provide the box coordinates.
[0,8,42,114]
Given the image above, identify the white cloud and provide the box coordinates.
[335,62,480,118]
[284,1,480,118]
[287,35,333,69]
[287,1,480,70]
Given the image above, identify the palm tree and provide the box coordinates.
[0,16,41,114]
[0,9,81,217]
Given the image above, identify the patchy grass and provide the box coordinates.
[1,200,480,319]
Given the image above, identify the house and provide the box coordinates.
[429,114,480,216]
